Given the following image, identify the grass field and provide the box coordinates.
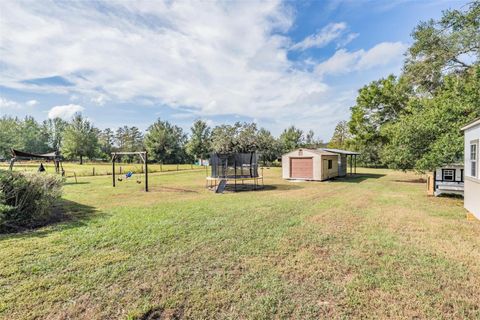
[0,168,479,319]
[0,161,203,177]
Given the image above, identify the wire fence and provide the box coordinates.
[0,162,205,178]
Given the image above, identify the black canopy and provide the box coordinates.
[11,149,61,160]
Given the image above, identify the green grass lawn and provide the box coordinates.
[0,161,202,177]
[1,168,479,319]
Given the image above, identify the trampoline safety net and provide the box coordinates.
[210,152,260,179]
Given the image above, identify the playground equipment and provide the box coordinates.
[206,152,264,193]
[111,151,149,192]
[9,149,64,174]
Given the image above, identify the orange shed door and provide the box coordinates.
[290,157,313,179]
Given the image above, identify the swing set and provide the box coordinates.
[111,151,149,192]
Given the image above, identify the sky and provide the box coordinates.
[0,0,470,141]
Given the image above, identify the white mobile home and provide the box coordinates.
[461,118,480,220]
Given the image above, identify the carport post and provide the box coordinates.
[350,155,353,175]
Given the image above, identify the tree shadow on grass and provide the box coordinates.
[330,173,386,184]
[63,181,91,185]
[0,198,102,239]
[393,178,426,184]
[217,183,303,193]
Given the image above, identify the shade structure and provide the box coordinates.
[11,149,61,160]
[9,149,63,174]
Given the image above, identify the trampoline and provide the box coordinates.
[206,152,264,192]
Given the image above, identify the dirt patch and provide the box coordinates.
[139,306,184,320]
[393,178,426,184]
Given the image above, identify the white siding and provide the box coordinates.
[464,124,480,219]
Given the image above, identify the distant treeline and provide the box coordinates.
[329,2,480,171]
[0,115,327,165]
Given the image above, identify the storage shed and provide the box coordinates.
[282,149,339,181]
[426,164,464,196]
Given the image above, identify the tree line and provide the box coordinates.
[0,114,326,165]
[329,2,480,172]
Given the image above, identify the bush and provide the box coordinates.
[0,170,63,231]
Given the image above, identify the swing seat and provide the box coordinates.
[136,180,141,184]
[118,178,123,182]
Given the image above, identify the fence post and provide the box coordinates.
[74,172,77,184]
[120,166,122,174]
[93,167,95,176]
[160,163,163,172]
[177,164,179,171]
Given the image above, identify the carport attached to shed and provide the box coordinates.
[321,148,360,176]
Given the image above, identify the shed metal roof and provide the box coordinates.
[282,149,338,156]
[320,148,360,155]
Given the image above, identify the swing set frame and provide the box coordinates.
[111,151,148,192]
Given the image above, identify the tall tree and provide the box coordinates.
[186,119,211,160]
[279,126,303,152]
[210,124,239,153]
[348,75,411,166]
[61,113,100,164]
[18,116,49,154]
[210,122,259,153]
[115,126,143,152]
[256,128,281,164]
[382,66,480,171]
[0,116,21,159]
[98,128,115,159]
[303,129,324,149]
[328,121,351,150]
[144,119,187,163]
[42,117,68,151]
[404,1,480,92]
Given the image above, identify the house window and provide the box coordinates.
[328,160,333,169]
[442,169,455,182]
[461,169,464,182]
[471,143,477,177]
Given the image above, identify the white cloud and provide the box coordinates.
[48,104,84,119]
[0,97,21,109]
[0,1,326,121]
[0,1,408,139]
[315,42,407,76]
[91,94,109,106]
[26,99,38,106]
[291,22,349,51]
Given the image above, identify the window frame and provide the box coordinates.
[328,159,333,169]
[442,169,455,182]
[470,141,478,178]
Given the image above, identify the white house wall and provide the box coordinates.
[464,124,480,219]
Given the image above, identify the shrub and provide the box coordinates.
[0,170,63,231]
